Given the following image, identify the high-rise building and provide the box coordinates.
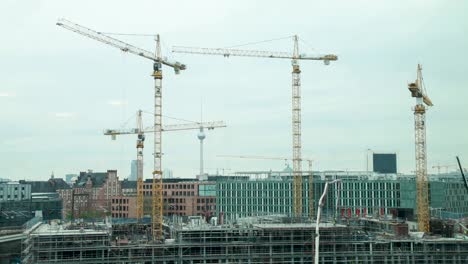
[129,160,137,181]
[163,169,173,179]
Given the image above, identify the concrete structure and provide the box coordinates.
[22,221,110,263]
[0,181,31,202]
[21,216,468,263]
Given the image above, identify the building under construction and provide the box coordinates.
[22,215,468,263]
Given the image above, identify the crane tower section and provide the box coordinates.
[152,35,164,240]
[408,64,433,233]
[292,36,303,217]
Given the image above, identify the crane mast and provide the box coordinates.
[152,35,164,239]
[408,64,433,233]
[291,36,303,217]
[57,19,186,240]
[173,36,336,217]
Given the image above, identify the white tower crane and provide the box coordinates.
[407,64,433,233]
[57,19,186,240]
[173,36,337,217]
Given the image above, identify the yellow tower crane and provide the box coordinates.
[104,111,226,219]
[56,19,186,240]
[173,36,337,217]
[407,64,433,233]
[217,154,315,218]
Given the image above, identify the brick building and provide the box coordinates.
[113,178,216,220]
[146,179,216,219]
[111,195,137,218]
[57,170,121,219]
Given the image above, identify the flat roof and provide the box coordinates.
[32,223,109,236]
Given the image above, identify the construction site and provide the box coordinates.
[6,14,466,264]
[21,215,468,263]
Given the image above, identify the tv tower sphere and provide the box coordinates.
[197,130,206,140]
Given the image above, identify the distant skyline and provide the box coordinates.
[1,0,467,181]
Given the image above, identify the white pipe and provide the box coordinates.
[314,179,341,264]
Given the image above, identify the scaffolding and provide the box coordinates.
[22,216,468,263]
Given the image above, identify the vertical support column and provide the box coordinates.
[292,62,302,217]
[152,36,164,239]
[291,35,303,218]
[415,103,430,232]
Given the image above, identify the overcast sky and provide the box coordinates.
[1,0,467,181]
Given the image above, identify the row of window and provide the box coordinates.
[0,193,26,199]
[219,199,290,206]
[143,184,196,190]
[112,213,128,218]
[111,205,129,211]
[219,182,401,190]
[164,198,186,203]
[143,191,196,196]
[167,205,186,210]
[111,198,129,204]
[197,198,215,204]
[0,186,26,191]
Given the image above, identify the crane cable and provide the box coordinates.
[98,32,157,37]
[224,35,294,49]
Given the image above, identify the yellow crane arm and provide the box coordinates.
[173,46,337,62]
[57,19,186,73]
